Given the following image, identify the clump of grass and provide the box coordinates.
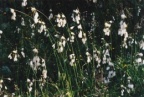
[0,0,144,97]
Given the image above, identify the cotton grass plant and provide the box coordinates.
[0,0,144,97]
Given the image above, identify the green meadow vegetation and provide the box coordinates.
[0,0,144,97]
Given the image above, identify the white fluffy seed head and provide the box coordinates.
[33,48,38,54]
[0,30,3,34]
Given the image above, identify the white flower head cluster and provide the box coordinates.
[69,54,76,66]
[37,21,47,34]
[0,79,3,92]
[71,9,87,44]
[3,95,8,97]
[28,48,47,90]
[93,49,101,68]
[31,7,39,24]
[0,30,3,38]
[81,33,87,44]
[121,76,134,96]
[104,70,116,84]
[48,9,53,20]
[137,6,141,16]
[8,49,20,62]
[69,32,75,43]
[30,23,35,29]
[102,49,111,64]
[29,56,40,70]
[100,44,116,84]
[31,7,36,12]
[42,69,47,79]
[78,24,82,38]
[127,77,134,92]
[107,67,116,78]
[21,0,27,7]
[56,14,67,27]
[30,7,47,36]
[0,79,8,94]
[103,21,112,36]
[93,0,97,3]
[67,26,75,43]
[41,69,48,87]
[30,9,48,35]
[21,48,25,58]
[16,27,20,33]
[10,8,16,20]
[56,36,66,53]
[86,51,92,63]
[128,37,137,46]
[29,56,46,71]
[135,52,144,65]
[29,48,46,71]
[121,12,127,19]
[89,0,97,3]
[71,9,80,24]
[121,85,125,96]
[33,12,39,24]
[118,21,128,37]
[38,78,46,90]
[104,62,116,84]
[21,18,25,26]
[77,24,87,44]
[27,79,33,92]
[118,12,128,48]
[139,40,144,50]
[78,29,84,39]
[33,48,38,54]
